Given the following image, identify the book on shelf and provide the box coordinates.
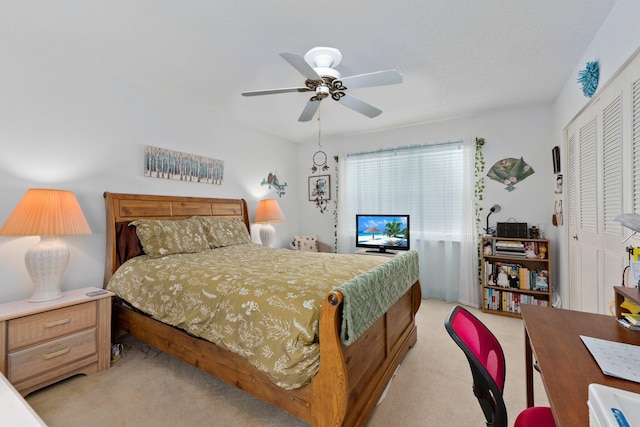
[622,313,640,325]
[484,261,549,292]
[495,240,525,248]
[483,288,549,314]
[617,317,640,331]
[487,239,548,259]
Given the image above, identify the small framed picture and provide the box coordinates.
[552,146,561,174]
[308,175,331,201]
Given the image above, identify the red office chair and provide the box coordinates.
[444,305,555,427]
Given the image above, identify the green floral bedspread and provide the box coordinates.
[106,243,387,390]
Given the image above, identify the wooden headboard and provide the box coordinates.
[103,192,250,287]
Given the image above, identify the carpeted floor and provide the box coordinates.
[26,299,548,426]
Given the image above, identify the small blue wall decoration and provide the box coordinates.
[577,61,599,98]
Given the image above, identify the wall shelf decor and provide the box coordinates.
[261,172,288,197]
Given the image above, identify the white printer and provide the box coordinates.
[588,384,640,427]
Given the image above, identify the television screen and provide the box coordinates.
[356,214,410,253]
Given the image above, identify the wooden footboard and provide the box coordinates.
[111,280,420,426]
[103,192,421,426]
[313,280,421,426]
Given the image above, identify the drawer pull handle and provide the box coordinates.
[44,318,72,328]
[43,347,71,360]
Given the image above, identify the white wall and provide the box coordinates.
[551,0,640,307]
[0,38,299,303]
[297,104,555,253]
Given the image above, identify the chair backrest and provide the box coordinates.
[444,305,508,427]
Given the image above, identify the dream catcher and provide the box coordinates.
[310,114,330,212]
[311,116,329,173]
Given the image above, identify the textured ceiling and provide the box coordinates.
[1,0,618,143]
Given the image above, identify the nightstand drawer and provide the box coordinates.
[7,302,97,351]
[8,328,97,383]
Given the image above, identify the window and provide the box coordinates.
[339,139,476,304]
[344,141,464,243]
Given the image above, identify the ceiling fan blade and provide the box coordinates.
[338,93,382,118]
[242,87,310,97]
[339,70,403,89]
[279,52,321,80]
[298,100,321,122]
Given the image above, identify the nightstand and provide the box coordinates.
[0,287,113,396]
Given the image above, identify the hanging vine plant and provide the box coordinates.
[333,155,339,252]
[475,137,486,234]
[475,137,486,279]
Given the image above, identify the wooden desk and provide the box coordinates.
[521,305,640,426]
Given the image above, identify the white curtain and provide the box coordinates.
[337,139,478,306]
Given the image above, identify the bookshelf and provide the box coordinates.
[614,286,640,330]
[481,236,552,318]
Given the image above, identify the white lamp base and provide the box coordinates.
[259,223,276,247]
[25,236,68,302]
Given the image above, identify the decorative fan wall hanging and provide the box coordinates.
[487,157,535,192]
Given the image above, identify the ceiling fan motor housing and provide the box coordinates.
[305,47,343,79]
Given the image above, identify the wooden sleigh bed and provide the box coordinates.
[102,192,421,427]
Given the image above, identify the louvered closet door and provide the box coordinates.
[566,54,640,313]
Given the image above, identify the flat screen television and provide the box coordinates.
[356,214,410,253]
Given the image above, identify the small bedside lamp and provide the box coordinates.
[255,199,285,248]
[0,189,92,302]
[485,204,502,235]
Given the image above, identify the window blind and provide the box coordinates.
[345,141,464,241]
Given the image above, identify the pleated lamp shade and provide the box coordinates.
[0,189,92,236]
[0,189,92,302]
[255,199,285,248]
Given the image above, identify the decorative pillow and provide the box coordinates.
[115,221,144,264]
[196,217,251,248]
[130,217,209,258]
[290,235,319,252]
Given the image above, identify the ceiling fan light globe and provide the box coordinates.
[315,86,330,99]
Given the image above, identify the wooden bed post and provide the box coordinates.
[312,291,348,426]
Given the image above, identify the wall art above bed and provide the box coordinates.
[144,145,224,184]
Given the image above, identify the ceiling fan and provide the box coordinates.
[241,47,403,122]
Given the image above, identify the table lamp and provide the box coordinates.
[0,189,92,302]
[254,199,285,247]
[485,204,502,235]
[614,213,640,243]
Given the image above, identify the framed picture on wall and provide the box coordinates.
[308,175,331,201]
[552,146,561,174]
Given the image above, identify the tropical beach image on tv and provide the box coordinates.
[356,214,410,253]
